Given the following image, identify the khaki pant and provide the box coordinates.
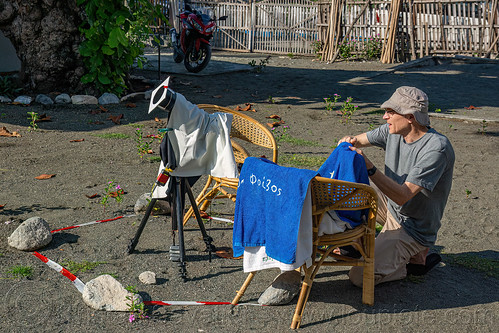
[349,186,428,287]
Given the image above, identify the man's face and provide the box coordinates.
[382,108,411,135]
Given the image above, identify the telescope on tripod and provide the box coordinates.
[126,77,238,280]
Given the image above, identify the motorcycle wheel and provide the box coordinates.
[173,44,184,63]
[184,43,211,73]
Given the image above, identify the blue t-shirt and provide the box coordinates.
[367,124,455,246]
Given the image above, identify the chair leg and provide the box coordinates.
[231,272,255,305]
[290,275,313,329]
[362,258,375,306]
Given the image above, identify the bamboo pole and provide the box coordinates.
[381,0,402,63]
[331,0,370,62]
[409,0,417,60]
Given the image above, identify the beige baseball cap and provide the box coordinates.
[381,86,430,126]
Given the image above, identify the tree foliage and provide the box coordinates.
[77,0,166,95]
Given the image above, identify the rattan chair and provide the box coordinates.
[183,104,278,224]
[231,176,378,329]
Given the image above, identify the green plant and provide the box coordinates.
[446,253,499,278]
[77,0,166,95]
[323,94,341,114]
[100,180,125,208]
[362,35,382,60]
[338,39,356,59]
[248,57,269,73]
[465,189,472,198]
[134,127,155,159]
[27,111,40,131]
[61,260,106,274]
[287,53,294,58]
[368,123,376,131]
[125,285,148,322]
[6,265,33,279]
[271,125,290,143]
[0,75,22,98]
[478,120,488,135]
[311,40,323,59]
[339,97,358,123]
[267,95,276,104]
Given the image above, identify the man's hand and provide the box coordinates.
[337,133,370,148]
[338,136,358,146]
[348,146,374,169]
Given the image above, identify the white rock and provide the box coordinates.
[14,95,32,105]
[0,95,12,103]
[139,271,157,285]
[8,217,52,251]
[35,94,54,105]
[134,193,171,215]
[71,95,98,105]
[258,270,302,305]
[82,275,142,311]
[98,92,120,105]
[54,93,71,104]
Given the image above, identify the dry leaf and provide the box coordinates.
[85,193,99,199]
[35,174,56,180]
[215,247,243,260]
[266,114,281,119]
[0,126,21,137]
[109,189,125,198]
[0,204,4,209]
[108,114,124,124]
[200,211,210,219]
[35,113,51,122]
[266,120,285,128]
[99,105,108,112]
[69,139,85,142]
[242,104,252,111]
[145,134,161,139]
[464,105,481,110]
[147,149,153,154]
[234,106,242,111]
[89,121,104,125]
[126,102,136,108]
[154,117,161,122]
[212,95,222,99]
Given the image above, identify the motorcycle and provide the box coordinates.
[170,5,227,73]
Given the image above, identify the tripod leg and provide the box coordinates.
[173,177,187,280]
[127,198,158,254]
[185,181,216,259]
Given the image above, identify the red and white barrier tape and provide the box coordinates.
[144,301,265,306]
[51,214,136,233]
[204,216,233,224]
[32,251,86,293]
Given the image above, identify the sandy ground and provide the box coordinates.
[0,51,498,332]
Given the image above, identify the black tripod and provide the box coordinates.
[126,85,215,280]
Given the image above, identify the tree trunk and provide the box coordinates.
[0,0,86,93]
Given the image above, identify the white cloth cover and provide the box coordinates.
[242,185,348,272]
[152,93,238,199]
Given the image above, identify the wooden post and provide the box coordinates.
[331,0,370,63]
[409,0,417,60]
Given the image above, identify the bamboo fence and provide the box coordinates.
[152,0,499,61]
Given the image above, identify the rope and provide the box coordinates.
[32,251,86,293]
[50,214,136,233]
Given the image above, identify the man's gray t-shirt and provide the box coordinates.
[367,124,455,246]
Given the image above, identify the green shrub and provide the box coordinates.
[77,0,166,95]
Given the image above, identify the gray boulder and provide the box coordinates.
[7,217,52,251]
[258,270,302,305]
[71,95,98,105]
[82,274,142,311]
[54,93,71,104]
[13,95,32,105]
[98,92,120,105]
[35,94,54,105]
[0,96,12,103]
